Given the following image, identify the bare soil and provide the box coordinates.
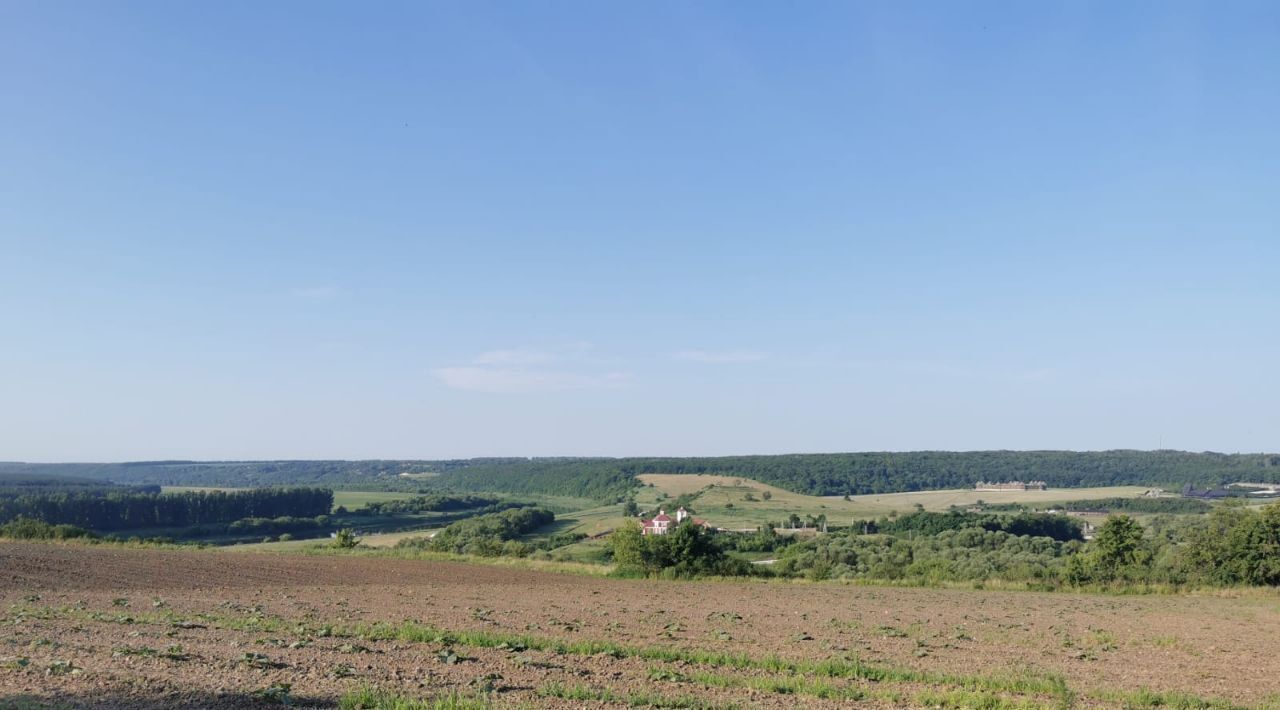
[2,542,1278,708]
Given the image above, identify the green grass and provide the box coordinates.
[339,687,490,709]
[537,681,736,709]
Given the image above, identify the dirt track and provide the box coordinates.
[3,543,1279,708]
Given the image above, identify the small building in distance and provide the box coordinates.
[974,480,1047,492]
[1181,484,1234,500]
[640,507,712,535]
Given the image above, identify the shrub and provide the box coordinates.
[332,528,361,548]
[0,516,92,540]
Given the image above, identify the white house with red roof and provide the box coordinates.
[640,507,712,535]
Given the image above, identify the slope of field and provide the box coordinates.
[638,474,1148,529]
[231,528,442,552]
[1,543,1277,708]
[837,486,1156,512]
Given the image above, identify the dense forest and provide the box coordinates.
[0,461,490,490]
[348,494,505,516]
[870,510,1084,541]
[0,472,158,497]
[429,460,638,500]
[0,487,333,531]
[6,450,1279,501]
[431,451,1280,498]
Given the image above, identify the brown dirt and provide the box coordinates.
[2,542,1278,708]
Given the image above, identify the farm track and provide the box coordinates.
[2,543,1279,708]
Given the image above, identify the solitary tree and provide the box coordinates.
[332,528,361,549]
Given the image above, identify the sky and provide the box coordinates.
[2,1,1278,461]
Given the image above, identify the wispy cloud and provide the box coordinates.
[289,286,339,302]
[474,349,555,366]
[432,366,629,394]
[434,345,629,394]
[673,350,768,364]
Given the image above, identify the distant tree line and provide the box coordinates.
[1056,497,1212,514]
[0,472,159,498]
[7,450,1280,500]
[0,487,333,531]
[351,494,503,516]
[869,510,1084,541]
[431,460,637,501]
[397,507,556,557]
[418,451,1280,499]
[226,515,330,536]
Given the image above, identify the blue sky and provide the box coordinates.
[2,1,1277,461]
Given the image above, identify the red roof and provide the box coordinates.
[651,513,672,522]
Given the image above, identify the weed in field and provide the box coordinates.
[468,672,502,693]
[252,682,293,705]
[1110,687,1244,709]
[112,645,158,657]
[111,598,129,607]
[161,645,189,661]
[44,660,80,676]
[236,652,285,669]
[914,688,1042,709]
[330,663,357,679]
[1089,629,1118,652]
[339,687,490,710]
[2,656,31,671]
[647,667,687,682]
[538,681,733,709]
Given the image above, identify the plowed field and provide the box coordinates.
[2,543,1278,708]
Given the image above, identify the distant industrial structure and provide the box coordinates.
[974,481,1047,492]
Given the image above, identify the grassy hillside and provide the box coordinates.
[636,474,1149,529]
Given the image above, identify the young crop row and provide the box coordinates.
[4,601,1251,710]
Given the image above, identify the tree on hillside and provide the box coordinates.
[610,520,745,578]
[1067,515,1149,584]
[611,521,650,575]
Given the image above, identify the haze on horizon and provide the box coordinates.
[2,2,1277,462]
